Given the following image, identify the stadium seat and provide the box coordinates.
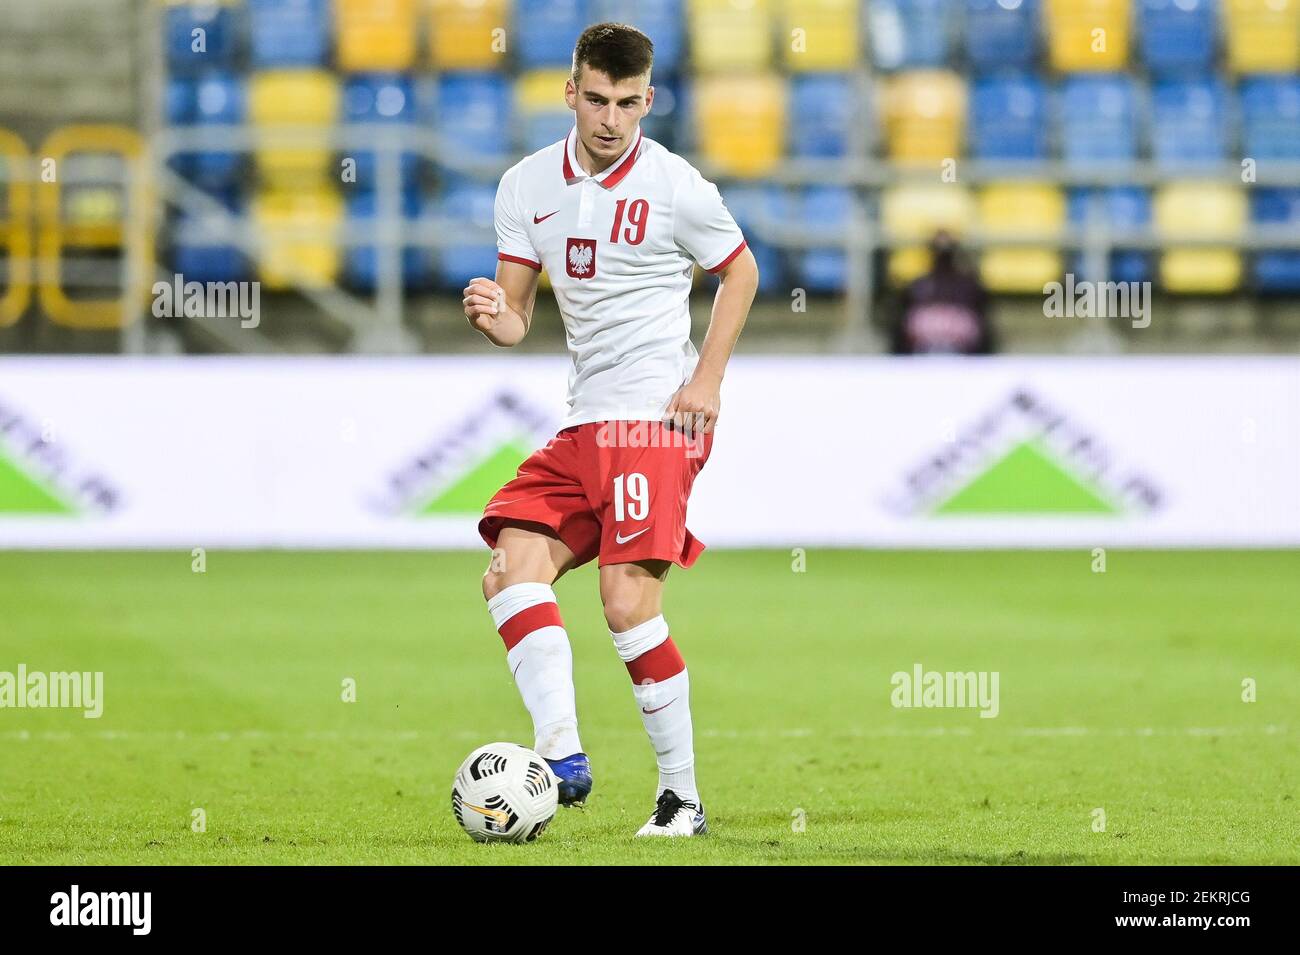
[1151,78,1229,169]
[868,0,954,70]
[247,0,331,68]
[1154,182,1247,292]
[434,73,513,160]
[1045,0,1130,71]
[789,74,858,158]
[515,0,590,69]
[164,72,246,190]
[172,190,250,283]
[1139,0,1217,76]
[1068,186,1152,283]
[978,183,1066,293]
[516,70,575,154]
[688,0,774,72]
[880,71,966,165]
[969,73,1049,160]
[778,0,859,71]
[252,187,344,289]
[249,70,340,183]
[342,73,419,188]
[1240,77,1300,160]
[640,76,682,150]
[880,184,976,284]
[435,180,497,289]
[694,74,786,176]
[594,0,685,73]
[965,0,1041,69]
[1224,0,1300,73]
[792,186,853,292]
[428,0,508,70]
[343,188,430,290]
[1250,188,1300,291]
[1060,75,1138,165]
[165,1,238,75]
[335,0,419,72]
[716,184,786,293]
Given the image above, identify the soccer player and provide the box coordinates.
[462,23,758,837]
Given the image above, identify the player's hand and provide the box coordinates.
[463,277,507,339]
[664,376,721,435]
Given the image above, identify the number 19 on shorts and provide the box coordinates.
[613,472,649,521]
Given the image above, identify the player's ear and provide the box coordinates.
[564,77,577,111]
[644,85,654,116]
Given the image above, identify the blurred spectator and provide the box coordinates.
[888,231,995,355]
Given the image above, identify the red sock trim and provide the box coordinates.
[626,636,685,684]
[498,602,564,652]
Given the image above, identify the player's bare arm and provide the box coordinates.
[462,259,539,347]
[664,246,759,434]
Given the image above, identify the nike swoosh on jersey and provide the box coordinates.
[533,210,559,223]
[642,698,677,715]
[614,526,651,544]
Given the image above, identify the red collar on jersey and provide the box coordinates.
[562,126,643,189]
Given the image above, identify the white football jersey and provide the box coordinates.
[494,125,747,428]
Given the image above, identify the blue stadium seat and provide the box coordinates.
[793,186,852,292]
[1151,78,1228,169]
[166,4,238,74]
[869,0,953,70]
[166,72,245,190]
[247,0,330,68]
[516,0,591,69]
[965,0,1040,69]
[1241,77,1300,161]
[593,0,684,73]
[969,73,1048,160]
[342,73,419,188]
[789,75,857,158]
[434,74,512,160]
[717,184,785,294]
[640,76,681,150]
[1061,75,1139,165]
[435,180,498,289]
[1251,188,1300,291]
[1139,0,1217,76]
[343,189,430,290]
[1068,187,1152,284]
[172,190,250,283]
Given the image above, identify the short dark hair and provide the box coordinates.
[571,22,654,85]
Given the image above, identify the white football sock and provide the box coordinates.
[488,582,581,760]
[611,615,699,806]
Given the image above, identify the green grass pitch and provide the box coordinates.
[1,550,1297,865]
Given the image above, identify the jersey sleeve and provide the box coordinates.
[495,165,542,271]
[671,167,748,273]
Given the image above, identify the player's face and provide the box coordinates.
[565,66,654,167]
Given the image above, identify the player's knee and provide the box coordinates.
[602,594,652,634]
[482,566,507,602]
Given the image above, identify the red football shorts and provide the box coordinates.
[479,420,714,569]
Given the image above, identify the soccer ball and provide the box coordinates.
[451,742,559,843]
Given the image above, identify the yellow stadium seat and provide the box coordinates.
[778,0,859,71]
[429,0,507,70]
[1154,182,1247,292]
[249,70,340,183]
[516,69,571,114]
[1045,0,1130,71]
[252,187,344,289]
[880,71,966,165]
[694,74,785,177]
[880,184,976,284]
[336,0,419,71]
[689,0,774,72]
[978,183,1066,292]
[1224,0,1300,73]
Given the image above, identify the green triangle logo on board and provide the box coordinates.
[414,439,534,516]
[932,438,1119,515]
[0,446,78,514]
